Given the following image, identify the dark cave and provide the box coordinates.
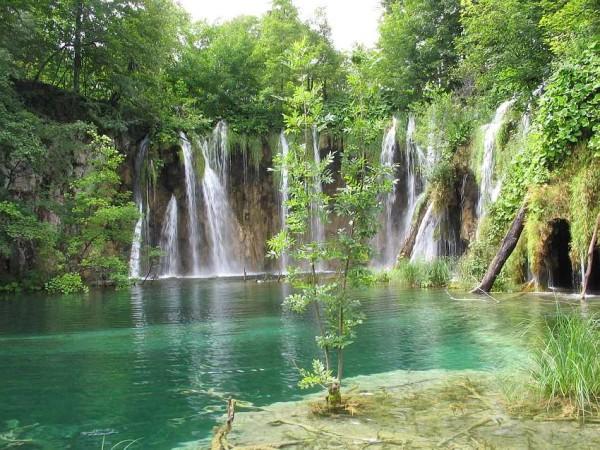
[546,219,573,290]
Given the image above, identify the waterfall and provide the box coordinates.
[129,136,150,278]
[373,116,432,267]
[159,195,179,277]
[376,117,399,267]
[404,116,457,262]
[411,203,439,262]
[279,131,289,272]
[310,125,325,245]
[477,99,515,217]
[403,115,427,236]
[180,132,202,275]
[201,121,241,275]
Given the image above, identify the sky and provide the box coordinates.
[176,0,382,50]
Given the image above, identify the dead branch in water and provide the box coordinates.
[445,289,500,303]
[211,398,236,450]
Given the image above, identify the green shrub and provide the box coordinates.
[389,258,452,288]
[45,273,89,295]
[425,258,453,287]
[532,310,600,419]
[0,282,22,294]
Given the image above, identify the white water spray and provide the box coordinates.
[279,131,290,272]
[129,136,150,278]
[180,132,202,275]
[310,125,325,246]
[159,195,179,277]
[201,121,242,275]
[376,117,399,266]
[410,203,439,262]
[403,115,428,237]
[477,100,515,217]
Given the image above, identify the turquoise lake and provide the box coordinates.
[0,279,586,449]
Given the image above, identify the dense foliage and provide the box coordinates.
[0,0,598,296]
[377,0,461,110]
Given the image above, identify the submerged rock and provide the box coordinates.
[191,369,600,449]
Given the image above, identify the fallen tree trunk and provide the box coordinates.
[397,193,430,262]
[581,213,600,300]
[471,201,528,294]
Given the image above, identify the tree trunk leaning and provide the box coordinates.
[471,201,528,294]
[581,213,600,300]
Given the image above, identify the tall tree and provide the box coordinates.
[377,0,461,110]
[539,0,600,57]
[457,0,550,100]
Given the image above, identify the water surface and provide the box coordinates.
[0,280,588,448]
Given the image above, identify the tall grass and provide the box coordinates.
[386,258,453,288]
[532,310,600,418]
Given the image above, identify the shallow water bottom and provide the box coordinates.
[189,369,600,450]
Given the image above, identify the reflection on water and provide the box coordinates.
[0,280,595,449]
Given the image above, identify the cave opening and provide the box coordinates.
[547,219,573,290]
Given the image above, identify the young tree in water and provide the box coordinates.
[268,42,392,407]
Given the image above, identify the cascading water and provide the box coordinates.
[477,99,515,217]
[129,136,149,278]
[180,132,202,275]
[279,131,290,272]
[405,117,457,262]
[403,115,427,236]
[373,116,431,267]
[310,125,325,245]
[201,121,242,275]
[375,117,399,267]
[159,195,179,277]
[410,203,439,262]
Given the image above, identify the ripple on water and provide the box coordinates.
[0,280,596,449]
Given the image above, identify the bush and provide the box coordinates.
[389,258,452,288]
[532,310,600,419]
[45,273,89,295]
[0,282,22,294]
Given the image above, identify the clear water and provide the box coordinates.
[0,281,583,449]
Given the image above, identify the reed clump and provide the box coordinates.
[386,258,453,288]
[532,310,600,420]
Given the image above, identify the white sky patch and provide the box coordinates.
[176,0,382,50]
